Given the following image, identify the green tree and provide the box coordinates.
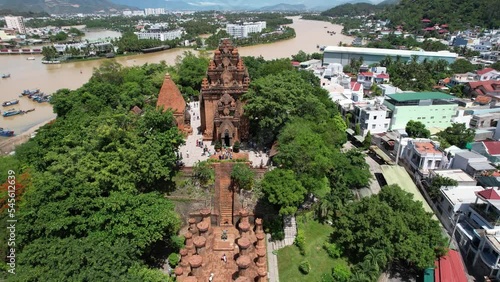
[261,169,307,215]
[436,123,475,148]
[427,175,458,201]
[363,131,372,149]
[193,160,215,187]
[491,61,500,71]
[41,46,58,60]
[291,50,309,62]
[450,59,476,74]
[405,120,431,138]
[173,51,209,97]
[231,163,255,191]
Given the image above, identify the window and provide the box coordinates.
[435,160,441,167]
[384,123,388,128]
[431,116,434,119]
[372,124,376,129]
[374,116,377,120]
[427,160,433,167]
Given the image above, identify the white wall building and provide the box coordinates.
[135,29,183,41]
[4,16,25,34]
[402,139,447,177]
[226,21,266,38]
[353,100,392,136]
[144,8,166,15]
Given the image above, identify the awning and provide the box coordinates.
[354,135,365,143]
[346,128,355,135]
[381,135,394,143]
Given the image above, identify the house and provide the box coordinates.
[449,73,479,86]
[434,250,468,282]
[352,99,392,136]
[469,112,500,129]
[470,141,500,166]
[464,80,500,100]
[383,92,458,130]
[438,185,485,230]
[451,151,496,178]
[477,68,500,81]
[402,139,447,177]
[428,169,477,186]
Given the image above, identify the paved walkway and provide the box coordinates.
[265,216,297,282]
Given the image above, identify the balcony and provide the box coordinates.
[470,203,500,227]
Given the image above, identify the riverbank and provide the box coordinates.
[0,118,54,155]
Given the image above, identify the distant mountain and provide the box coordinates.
[321,2,386,17]
[254,3,307,12]
[0,0,129,14]
[378,0,400,5]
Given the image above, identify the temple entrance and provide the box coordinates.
[224,130,230,147]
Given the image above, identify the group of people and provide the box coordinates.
[217,148,233,160]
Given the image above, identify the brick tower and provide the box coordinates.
[200,39,250,146]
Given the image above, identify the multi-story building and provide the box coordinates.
[4,16,25,34]
[449,73,479,86]
[144,8,166,15]
[383,92,459,130]
[226,22,266,38]
[135,29,183,41]
[353,100,392,136]
[402,139,447,177]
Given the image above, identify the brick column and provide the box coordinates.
[236,255,251,278]
[188,217,199,236]
[238,221,250,238]
[197,221,209,238]
[255,232,265,251]
[200,208,211,230]
[193,236,207,255]
[183,276,199,282]
[256,248,266,268]
[174,266,183,277]
[237,237,251,256]
[179,248,190,273]
[185,232,195,255]
[257,267,267,282]
[234,277,250,282]
[239,208,249,224]
[189,255,203,277]
[255,218,264,234]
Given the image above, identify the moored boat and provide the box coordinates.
[27,57,35,60]
[21,89,40,96]
[2,73,10,78]
[0,127,14,137]
[2,109,23,117]
[2,99,19,107]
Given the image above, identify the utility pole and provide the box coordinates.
[448,211,463,249]
[395,133,403,165]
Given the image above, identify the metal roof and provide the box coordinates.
[386,92,455,102]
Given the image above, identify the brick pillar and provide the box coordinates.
[255,218,264,234]
[197,221,209,238]
[239,208,249,224]
[237,237,251,256]
[188,217,199,236]
[236,255,251,278]
[189,255,203,277]
[185,232,195,255]
[200,208,211,231]
[234,277,250,282]
[184,276,199,282]
[256,248,266,268]
[179,248,190,273]
[174,266,183,277]
[193,236,207,255]
[257,267,267,282]
[238,221,250,238]
[255,232,265,251]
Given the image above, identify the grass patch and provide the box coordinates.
[277,214,348,281]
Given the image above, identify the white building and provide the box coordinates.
[135,29,183,41]
[226,21,266,38]
[353,99,391,136]
[402,139,447,177]
[144,8,166,15]
[4,16,25,34]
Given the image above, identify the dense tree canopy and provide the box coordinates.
[405,120,431,138]
[4,62,184,281]
[330,185,447,271]
[261,169,307,216]
[436,123,475,148]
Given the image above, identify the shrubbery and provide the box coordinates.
[323,242,341,259]
[168,253,180,267]
[299,260,311,274]
[295,229,306,256]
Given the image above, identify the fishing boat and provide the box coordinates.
[0,128,14,137]
[2,99,19,107]
[21,89,40,96]
[27,57,35,60]
[25,108,35,113]
[2,109,23,117]
[2,73,10,78]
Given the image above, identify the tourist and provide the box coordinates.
[222,254,227,263]
[209,273,214,282]
[186,150,189,158]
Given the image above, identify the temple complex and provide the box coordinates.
[157,74,192,135]
[175,161,267,282]
[200,39,250,146]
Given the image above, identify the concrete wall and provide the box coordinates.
[387,104,458,130]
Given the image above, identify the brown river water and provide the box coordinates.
[0,16,351,135]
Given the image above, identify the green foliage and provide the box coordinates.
[299,260,311,274]
[172,51,210,98]
[168,253,180,267]
[363,131,372,149]
[232,141,240,153]
[405,120,431,138]
[436,123,475,148]
[330,184,447,270]
[41,46,58,60]
[331,262,352,282]
[264,216,285,241]
[230,163,255,191]
[261,169,306,216]
[323,242,342,259]
[321,3,385,17]
[492,62,500,71]
[214,140,222,150]
[295,229,306,256]
[427,175,458,201]
[450,59,477,74]
[193,161,215,187]
[115,31,178,54]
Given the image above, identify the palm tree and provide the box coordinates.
[350,271,372,282]
[364,248,388,271]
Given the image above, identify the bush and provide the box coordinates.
[214,140,222,151]
[264,217,284,241]
[168,253,180,267]
[299,260,311,274]
[323,242,341,259]
[170,235,185,251]
[233,141,240,153]
[295,229,306,256]
[331,263,351,282]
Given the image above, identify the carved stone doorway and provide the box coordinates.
[224,129,231,147]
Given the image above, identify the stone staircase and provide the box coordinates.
[267,216,297,250]
[216,163,234,226]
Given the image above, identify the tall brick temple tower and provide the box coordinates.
[200,39,250,146]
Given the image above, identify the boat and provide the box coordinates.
[2,73,10,78]
[21,89,40,96]
[0,128,14,137]
[33,94,51,103]
[2,109,23,117]
[2,99,19,107]
[27,57,35,60]
[41,60,60,64]
[25,108,35,113]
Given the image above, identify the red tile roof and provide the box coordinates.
[483,141,500,156]
[438,29,449,33]
[434,250,468,282]
[414,142,441,155]
[468,80,500,95]
[376,73,390,79]
[476,188,500,200]
[156,74,186,114]
[421,19,431,23]
[476,68,495,75]
[360,72,373,76]
[440,24,448,28]
[474,95,492,105]
[350,82,362,92]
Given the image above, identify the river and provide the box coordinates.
[0,16,351,136]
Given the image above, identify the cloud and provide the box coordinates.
[187,1,219,6]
